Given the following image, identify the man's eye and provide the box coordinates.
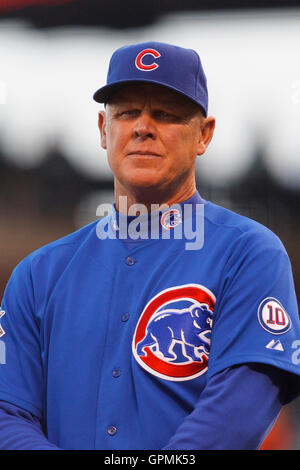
[154,111,178,120]
[120,110,139,117]
[156,111,171,118]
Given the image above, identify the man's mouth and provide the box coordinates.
[127,151,162,157]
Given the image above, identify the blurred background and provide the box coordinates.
[0,0,299,449]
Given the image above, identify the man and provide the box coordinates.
[0,41,299,450]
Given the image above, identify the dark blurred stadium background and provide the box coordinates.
[0,0,300,450]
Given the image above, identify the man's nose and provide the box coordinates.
[133,113,156,140]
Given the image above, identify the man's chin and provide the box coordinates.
[120,170,165,190]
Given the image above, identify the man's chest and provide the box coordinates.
[41,240,222,382]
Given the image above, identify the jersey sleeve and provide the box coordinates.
[208,226,300,395]
[0,400,60,450]
[0,256,43,418]
[163,363,283,450]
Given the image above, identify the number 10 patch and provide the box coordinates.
[258,297,292,334]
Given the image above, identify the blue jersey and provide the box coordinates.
[0,192,299,449]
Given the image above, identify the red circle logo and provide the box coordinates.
[132,284,216,381]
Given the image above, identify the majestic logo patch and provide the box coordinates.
[135,48,161,71]
[132,284,216,381]
[258,297,291,334]
[160,209,182,230]
[266,339,284,351]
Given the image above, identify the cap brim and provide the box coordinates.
[93,79,207,116]
[93,81,136,103]
[93,79,177,103]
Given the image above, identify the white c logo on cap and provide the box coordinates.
[135,49,161,71]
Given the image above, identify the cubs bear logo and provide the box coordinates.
[132,284,216,381]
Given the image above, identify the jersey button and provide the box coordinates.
[107,425,117,436]
[121,313,130,322]
[126,256,136,266]
[112,368,122,378]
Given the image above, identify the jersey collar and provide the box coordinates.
[110,191,206,247]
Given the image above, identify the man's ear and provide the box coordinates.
[98,111,107,149]
[197,116,216,156]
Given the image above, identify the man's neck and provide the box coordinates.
[114,181,197,214]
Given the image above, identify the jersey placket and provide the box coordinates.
[94,247,141,449]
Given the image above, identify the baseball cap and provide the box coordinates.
[93,41,208,116]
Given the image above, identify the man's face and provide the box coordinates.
[98,83,214,197]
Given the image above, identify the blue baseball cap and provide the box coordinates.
[93,41,208,116]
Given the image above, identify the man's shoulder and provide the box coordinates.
[22,219,101,268]
[204,200,285,251]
